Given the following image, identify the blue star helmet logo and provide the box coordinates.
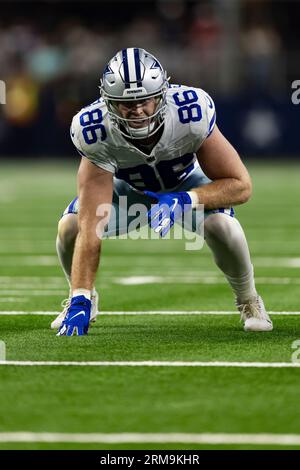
[103,64,114,75]
[150,59,162,70]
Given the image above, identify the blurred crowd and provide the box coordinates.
[0,0,297,157]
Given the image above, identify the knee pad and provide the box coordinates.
[57,214,78,245]
[204,212,241,243]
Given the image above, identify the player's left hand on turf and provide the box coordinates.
[144,190,192,237]
[56,295,91,337]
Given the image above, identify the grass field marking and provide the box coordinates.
[0,276,63,283]
[0,311,61,315]
[5,277,300,287]
[1,277,300,287]
[0,432,300,445]
[0,310,61,316]
[252,257,300,268]
[1,310,300,315]
[0,361,300,368]
[115,276,300,285]
[0,291,66,296]
[0,255,300,270]
[0,256,58,266]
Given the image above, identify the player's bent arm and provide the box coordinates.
[191,126,252,209]
[71,157,113,291]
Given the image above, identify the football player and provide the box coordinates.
[53,47,273,336]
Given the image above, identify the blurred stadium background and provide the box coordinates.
[0,0,299,159]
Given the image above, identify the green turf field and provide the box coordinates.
[0,160,300,450]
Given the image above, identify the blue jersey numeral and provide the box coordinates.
[173,89,202,124]
[79,109,107,144]
[116,153,195,191]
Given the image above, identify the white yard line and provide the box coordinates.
[0,310,300,315]
[0,432,300,445]
[1,275,300,290]
[1,256,300,268]
[0,256,58,266]
[0,276,63,282]
[0,291,66,296]
[115,276,300,285]
[253,257,300,268]
[0,361,299,368]
[0,311,60,315]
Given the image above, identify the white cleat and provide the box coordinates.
[237,295,273,332]
[50,290,99,330]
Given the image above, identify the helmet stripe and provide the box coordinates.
[134,48,142,87]
[126,48,138,88]
[122,49,130,88]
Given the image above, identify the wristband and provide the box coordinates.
[187,191,200,209]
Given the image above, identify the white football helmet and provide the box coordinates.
[100,48,169,139]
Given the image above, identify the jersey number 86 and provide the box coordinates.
[173,89,202,124]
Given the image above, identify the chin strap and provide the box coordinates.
[129,121,156,138]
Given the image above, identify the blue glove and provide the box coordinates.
[56,295,91,337]
[144,190,192,237]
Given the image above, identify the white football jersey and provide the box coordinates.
[70,84,216,192]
